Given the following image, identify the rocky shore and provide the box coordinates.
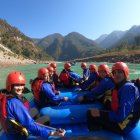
[75,53,140,64]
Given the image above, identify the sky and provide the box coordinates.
[0,0,140,40]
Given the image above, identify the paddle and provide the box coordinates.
[35,122,72,133]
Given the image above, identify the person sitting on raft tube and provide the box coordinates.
[79,64,98,91]
[50,62,61,87]
[0,71,66,140]
[78,64,114,107]
[31,68,68,108]
[79,62,90,84]
[59,62,81,88]
[47,66,60,95]
[87,62,140,135]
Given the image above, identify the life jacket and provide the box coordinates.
[0,92,29,136]
[51,83,57,94]
[110,87,139,130]
[31,78,43,102]
[99,77,114,109]
[59,70,70,86]
[111,89,119,112]
[16,95,30,111]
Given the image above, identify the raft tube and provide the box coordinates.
[40,103,103,125]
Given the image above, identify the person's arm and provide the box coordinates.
[42,83,64,102]
[7,98,51,138]
[84,78,114,100]
[69,71,81,82]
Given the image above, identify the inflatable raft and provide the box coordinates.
[1,88,140,140]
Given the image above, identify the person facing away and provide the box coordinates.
[87,62,140,135]
[79,62,90,84]
[0,71,66,140]
[78,64,114,106]
[59,62,81,88]
[79,64,98,91]
[31,68,68,108]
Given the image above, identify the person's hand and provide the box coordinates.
[63,97,68,101]
[90,109,100,117]
[50,129,66,136]
[75,88,82,92]
[75,82,79,85]
[56,90,60,95]
[78,96,84,102]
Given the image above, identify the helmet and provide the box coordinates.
[47,66,54,73]
[50,63,57,69]
[64,62,71,69]
[6,71,26,92]
[38,68,49,79]
[98,64,110,74]
[89,64,97,71]
[112,62,129,79]
[81,62,87,68]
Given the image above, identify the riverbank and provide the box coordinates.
[74,51,140,64]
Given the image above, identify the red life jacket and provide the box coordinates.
[51,83,57,94]
[111,89,119,112]
[59,70,70,86]
[31,78,43,102]
[0,92,30,132]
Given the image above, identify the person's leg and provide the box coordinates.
[87,110,123,135]
[87,110,103,130]
[35,116,50,126]
[30,108,50,126]
[29,108,40,120]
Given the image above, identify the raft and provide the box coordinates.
[1,88,140,140]
[40,103,103,125]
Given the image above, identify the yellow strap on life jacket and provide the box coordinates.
[10,120,28,137]
[103,90,112,103]
[118,113,133,130]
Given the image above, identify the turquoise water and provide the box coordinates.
[0,62,140,100]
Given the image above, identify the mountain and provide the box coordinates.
[0,19,53,61]
[95,34,108,44]
[95,25,140,49]
[96,31,126,48]
[112,25,140,48]
[35,32,104,61]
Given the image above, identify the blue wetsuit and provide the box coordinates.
[6,98,51,140]
[84,77,114,100]
[108,82,140,134]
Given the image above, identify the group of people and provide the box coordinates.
[0,61,140,139]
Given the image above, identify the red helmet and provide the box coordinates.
[50,63,57,69]
[81,62,87,68]
[89,64,97,71]
[112,62,129,79]
[38,68,49,79]
[64,62,71,69]
[98,64,110,74]
[47,66,54,73]
[6,71,26,92]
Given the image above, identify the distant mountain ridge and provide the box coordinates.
[96,25,140,49]
[34,32,104,61]
[1,18,140,62]
[0,19,53,61]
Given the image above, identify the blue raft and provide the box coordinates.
[1,88,140,140]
